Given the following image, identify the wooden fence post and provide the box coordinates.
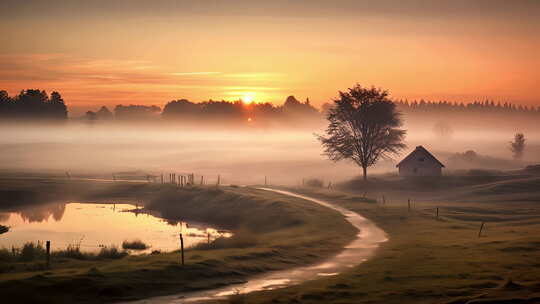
[382,195,386,205]
[408,199,411,212]
[200,176,204,185]
[161,173,163,184]
[46,240,50,269]
[217,174,220,186]
[179,234,185,266]
[436,207,439,219]
[478,222,485,237]
[265,176,267,186]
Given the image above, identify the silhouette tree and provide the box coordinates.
[96,106,113,120]
[48,91,68,119]
[162,99,201,120]
[317,84,406,180]
[0,89,67,120]
[510,133,526,160]
[433,121,453,140]
[85,111,97,121]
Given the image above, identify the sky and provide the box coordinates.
[1,0,539,114]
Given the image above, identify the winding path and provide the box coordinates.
[124,188,387,303]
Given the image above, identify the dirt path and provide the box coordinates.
[122,188,387,304]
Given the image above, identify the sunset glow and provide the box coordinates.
[1,1,539,115]
[242,94,255,104]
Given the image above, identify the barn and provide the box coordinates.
[396,146,445,177]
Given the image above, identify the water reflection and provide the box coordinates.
[0,203,66,223]
[0,202,230,253]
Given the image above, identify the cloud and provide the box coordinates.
[170,72,222,76]
[0,53,288,107]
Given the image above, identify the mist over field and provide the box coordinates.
[1,112,538,185]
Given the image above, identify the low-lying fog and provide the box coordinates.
[1,121,539,185]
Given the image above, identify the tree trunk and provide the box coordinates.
[362,166,367,181]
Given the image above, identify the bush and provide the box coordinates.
[97,246,128,259]
[0,248,13,262]
[19,242,46,262]
[122,240,148,250]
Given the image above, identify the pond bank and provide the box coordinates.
[125,188,387,303]
[0,179,357,303]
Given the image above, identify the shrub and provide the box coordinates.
[19,242,46,262]
[0,248,13,262]
[97,246,128,259]
[122,240,148,250]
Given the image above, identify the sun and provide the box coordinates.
[241,94,254,104]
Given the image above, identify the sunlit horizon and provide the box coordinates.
[2,1,540,115]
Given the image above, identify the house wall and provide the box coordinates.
[399,162,442,177]
[398,150,443,177]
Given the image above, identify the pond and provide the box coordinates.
[0,202,231,254]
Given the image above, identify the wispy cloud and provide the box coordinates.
[0,53,289,107]
[170,72,222,76]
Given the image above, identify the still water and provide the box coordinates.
[0,202,230,253]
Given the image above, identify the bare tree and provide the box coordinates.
[317,84,406,180]
[433,121,453,140]
[510,133,526,160]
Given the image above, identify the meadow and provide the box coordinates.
[218,174,540,303]
[0,178,355,303]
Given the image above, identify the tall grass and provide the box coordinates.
[0,242,128,263]
[53,244,86,260]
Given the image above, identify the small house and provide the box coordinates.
[396,146,445,177]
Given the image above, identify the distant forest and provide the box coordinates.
[394,99,540,115]
[1,89,539,127]
[0,90,67,120]
[392,99,540,131]
[85,96,320,126]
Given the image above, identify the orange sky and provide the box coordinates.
[1,0,539,115]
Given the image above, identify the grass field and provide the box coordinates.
[1,173,540,304]
[0,178,356,303]
[215,177,540,303]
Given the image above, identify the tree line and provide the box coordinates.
[0,90,67,120]
[2,88,538,124]
[85,95,320,125]
[394,99,540,115]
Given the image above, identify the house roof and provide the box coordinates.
[396,145,445,168]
